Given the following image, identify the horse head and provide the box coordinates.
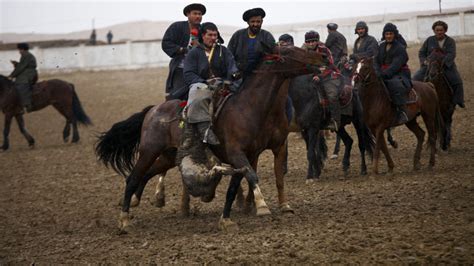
[425,48,445,81]
[0,74,15,108]
[351,57,376,87]
[258,45,327,77]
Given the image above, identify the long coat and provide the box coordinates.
[162,21,194,93]
[351,34,379,60]
[10,51,37,85]
[183,44,238,86]
[416,35,462,85]
[227,28,275,75]
[325,30,348,64]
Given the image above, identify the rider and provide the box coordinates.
[162,3,205,100]
[325,23,348,67]
[303,30,342,131]
[278,34,294,47]
[375,23,411,125]
[183,22,239,146]
[228,7,276,78]
[350,21,379,62]
[8,42,38,113]
[413,20,465,108]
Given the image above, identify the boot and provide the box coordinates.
[396,106,409,125]
[327,101,341,132]
[197,122,220,145]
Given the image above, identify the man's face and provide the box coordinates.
[434,25,446,40]
[187,10,203,26]
[279,40,292,47]
[247,16,263,34]
[384,32,395,43]
[202,29,218,48]
[18,49,26,55]
[356,27,367,37]
[305,40,318,50]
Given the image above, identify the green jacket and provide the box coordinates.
[10,51,38,84]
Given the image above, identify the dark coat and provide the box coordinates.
[227,28,276,74]
[375,40,411,80]
[325,30,348,64]
[162,21,194,92]
[10,51,37,85]
[183,44,238,86]
[417,35,462,85]
[351,34,379,60]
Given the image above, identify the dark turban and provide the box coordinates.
[327,23,338,30]
[242,8,266,22]
[305,30,320,42]
[17,43,29,50]
[432,20,448,31]
[183,3,206,16]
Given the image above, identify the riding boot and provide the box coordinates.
[197,121,220,145]
[396,105,409,125]
[328,101,341,132]
[452,83,465,108]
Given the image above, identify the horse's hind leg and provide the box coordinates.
[273,140,293,213]
[405,120,425,170]
[71,120,80,143]
[421,113,437,169]
[52,103,79,143]
[2,114,13,151]
[63,121,71,143]
[15,115,35,148]
[338,126,353,176]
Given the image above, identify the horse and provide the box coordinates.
[288,72,374,180]
[352,58,442,174]
[0,75,91,150]
[95,45,326,232]
[424,48,456,150]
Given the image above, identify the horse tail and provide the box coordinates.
[70,84,92,125]
[95,105,154,177]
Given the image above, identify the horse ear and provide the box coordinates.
[260,41,275,54]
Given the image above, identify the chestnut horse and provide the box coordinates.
[424,48,456,150]
[96,45,326,232]
[0,75,91,150]
[352,58,442,174]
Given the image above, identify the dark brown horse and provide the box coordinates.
[352,58,442,174]
[425,48,456,150]
[96,45,326,232]
[0,75,91,150]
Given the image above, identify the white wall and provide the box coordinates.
[1,10,473,74]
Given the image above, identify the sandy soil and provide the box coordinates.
[0,41,473,264]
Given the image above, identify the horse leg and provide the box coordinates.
[71,120,80,143]
[421,113,437,169]
[243,159,259,214]
[273,140,293,213]
[219,173,244,232]
[119,148,161,232]
[62,120,71,143]
[14,114,35,148]
[181,179,191,217]
[1,114,13,151]
[331,134,341,159]
[372,127,383,175]
[386,128,398,148]
[353,121,368,175]
[52,103,79,143]
[338,126,353,176]
[379,133,395,173]
[404,120,425,171]
[302,129,317,181]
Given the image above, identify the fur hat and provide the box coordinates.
[183,3,206,16]
[17,43,29,50]
[327,23,338,30]
[242,8,266,22]
[382,23,399,37]
[354,21,368,34]
[305,30,320,42]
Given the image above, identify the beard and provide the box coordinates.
[249,26,261,35]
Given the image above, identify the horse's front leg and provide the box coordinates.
[372,127,383,175]
[219,173,245,232]
[15,114,35,148]
[379,130,395,173]
[273,139,293,213]
[338,127,353,176]
[2,114,13,151]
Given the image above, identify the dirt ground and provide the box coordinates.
[0,41,473,264]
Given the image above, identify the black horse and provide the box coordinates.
[288,73,374,180]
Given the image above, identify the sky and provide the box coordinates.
[1,0,473,34]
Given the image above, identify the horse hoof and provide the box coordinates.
[256,205,271,216]
[413,163,421,171]
[181,209,190,218]
[330,154,338,160]
[130,195,140,207]
[63,137,69,143]
[1,145,8,151]
[152,194,166,208]
[305,178,318,184]
[280,203,294,214]
[218,216,239,232]
[118,211,131,232]
[360,169,368,176]
[391,141,399,149]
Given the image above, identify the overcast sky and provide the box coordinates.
[1,0,473,34]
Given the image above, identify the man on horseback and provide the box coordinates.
[350,21,379,62]
[162,3,206,100]
[375,23,411,125]
[325,23,348,68]
[8,43,38,113]
[413,20,465,108]
[303,30,342,132]
[228,7,276,78]
[183,22,239,146]
[278,34,294,47]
